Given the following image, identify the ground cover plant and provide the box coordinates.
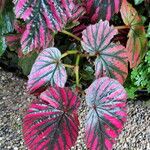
[0,0,149,149]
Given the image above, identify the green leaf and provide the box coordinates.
[81,65,94,81]
[134,0,144,5]
[147,23,150,38]
[130,49,150,93]
[65,21,80,29]
[18,52,38,76]
[0,0,15,35]
[145,51,150,63]
[141,15,147,24]
[125,86,137,99]
[0,37,7,56]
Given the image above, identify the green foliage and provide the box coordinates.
[126,23,150,98]
[125,86,137,99]
[131,50,150,92]
[81,65,94,81]
[0,0,15,57]
[18,52,38,76]
[124,71,138,99]
[0,0,15,35]
[0,37,6,56]
[134,0,144,5]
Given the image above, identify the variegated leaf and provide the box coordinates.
[120,0,142,26]
[95,44,128,84]
[5,21,54,57]
[13,0,74,53]
[84,0,122,22]
[127,26,147,68]
[21,22,54,54]
[27,47,67,94]
[81,20,118,54]
[81,20,128,84]
[85,77,127,150]
[14,0,74,31]
[68,3,85,22]
[23,86,80,150]
[120,0,147,68]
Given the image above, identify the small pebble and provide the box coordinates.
[14,147,18,150]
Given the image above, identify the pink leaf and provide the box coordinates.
[5,21,25,55]
[13,0,75,53]
[73,23,87,38]
[20,21,54,54]
[23,86,80,150]
[81,20,128,84]
[85,77,127,150]
[5,20,54,57]
[14,0,74,31]
[84,0,122,22]
[14,20,26,34]
[68,3,85,22]
[5,34,21,50]
[127,26,147,68]
[27,47,67,94]
[120,0,147,68]
[81,20,118,54]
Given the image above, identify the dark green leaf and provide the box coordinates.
[0,37,6,56]
[0,0,15,35]
[134,0,144,5]
[19,52,38,76]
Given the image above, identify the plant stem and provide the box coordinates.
[61,51,96,58]
[64,64,75,68]
[62,26,130,42]
[114,25,130,30]
[75,55,80,87]
[61,30,81,41]
[61,50,78,58]
[80,53,96,57]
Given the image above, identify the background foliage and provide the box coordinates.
[124,0,150,99]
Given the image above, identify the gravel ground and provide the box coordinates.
[0,68,150,150]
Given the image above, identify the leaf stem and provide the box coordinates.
[61,30,81,41]
[80,53,96,57]
[114,25,130,30]
[64,64,75,68]
[61,50,78,58]
[61,50,96,59]
[75,55,80,87]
